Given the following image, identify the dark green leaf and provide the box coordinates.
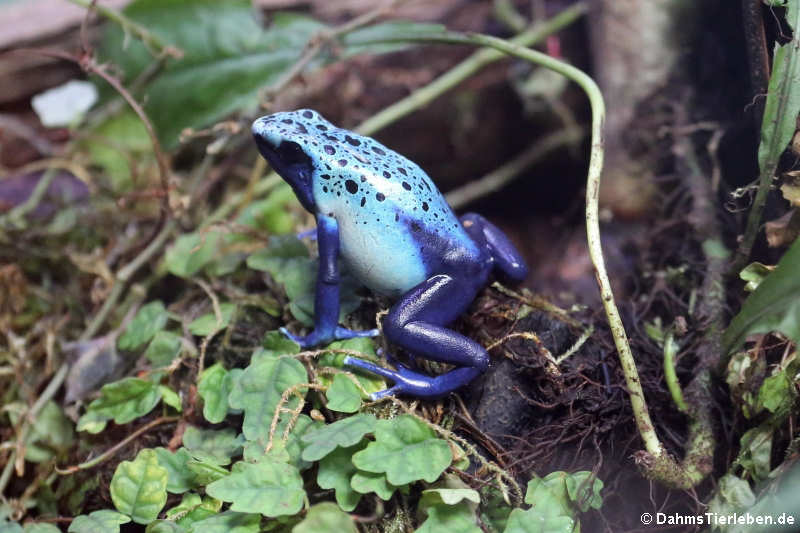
[350,470,396,501]
[110,449,169,524]
[145,331,183,367]
[146,521,187,533]
[227,350,307,442]
[722,238,800,352]
[165,231,224,279]
[316,443,365,511]
[325,374,362,413]
[188,303,236,336]
[182,426,243,465]
[86,377,161,425]
[118,301,168,351]
[300,413,377,462]
[415,503,481,533]
[67,510,131,533]
[186,511,260,533]
[198,363,233,423]
[291,502,356,533]
[206,460,305,517]
[154,447,196,494]
[351,416,451,485]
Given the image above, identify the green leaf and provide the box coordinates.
[100,1,326,148]
[206,460,305,517]
[159,386,182,412]
[292,502,356,533]
[351,416,452,485]
[300,413,377,462]
[67,510,131,533]
[118,301,169,351]
[165,492,221,527]
[736,427,773,482]
[165,231,224,278]
[247,236,361,326]
[757,4,800,179]
[8,401,74,462]
[83,110,151,193]
[0,521,22,533]
[325,374,362,413]
[86,377,162,425]
[350,470,396,501]
[23,525,61,533]
[188,303,236,336]
[503,508,574,533]
[182,426,244,465]
[198,363,233,423]
[722,238,800,353]
[316,443,365,511]
[707,474,756,516]
[242,414,320,470]
[145,331,183,367]
[564,471,603,512]
[185,460,229,485]
[261,330,302,355]
[76,409,107,434]
[146,520,187,533]
[227,350,308,442]
[235,183,298,235]
[740,262,774,292]
[415,503,481,533]
[756,367,796,416]
[186,512,260,533]
[110,449,169,524]
[153,447,196,494]
[420,488,481,507]
[341,21,446,56]
[246,235,309,275]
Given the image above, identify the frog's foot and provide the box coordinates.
[355,273,488,399]
[343,356,436,400]
[280,326,379,348]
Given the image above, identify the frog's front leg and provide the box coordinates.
[344,273,487,399]
[281,213,379,348]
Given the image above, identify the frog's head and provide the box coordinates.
[252,111,317,211]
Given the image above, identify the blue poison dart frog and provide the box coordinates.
[252,109,528,399]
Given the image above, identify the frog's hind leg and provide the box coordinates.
[459,213,528,281]
[344,274,487,399]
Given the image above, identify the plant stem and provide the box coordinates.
[662,332,687,413]
[446,127,583,209]
[356,2,587,136]
[66,0,173,55]
[56,416,178,474]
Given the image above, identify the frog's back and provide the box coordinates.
[268,110,485,297]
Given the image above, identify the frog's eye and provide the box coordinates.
[276,141,309,165]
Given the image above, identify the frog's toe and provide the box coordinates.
[279,327,321,348]
[334,326,380,340]
[344,356,441,399]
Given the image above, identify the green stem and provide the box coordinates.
[446,127,583,209]
[356,2,587,136]
[66,0,172,55]
[662,332,687,413]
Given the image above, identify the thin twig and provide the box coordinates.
[446,127,584,209]
[56,416,179,474]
